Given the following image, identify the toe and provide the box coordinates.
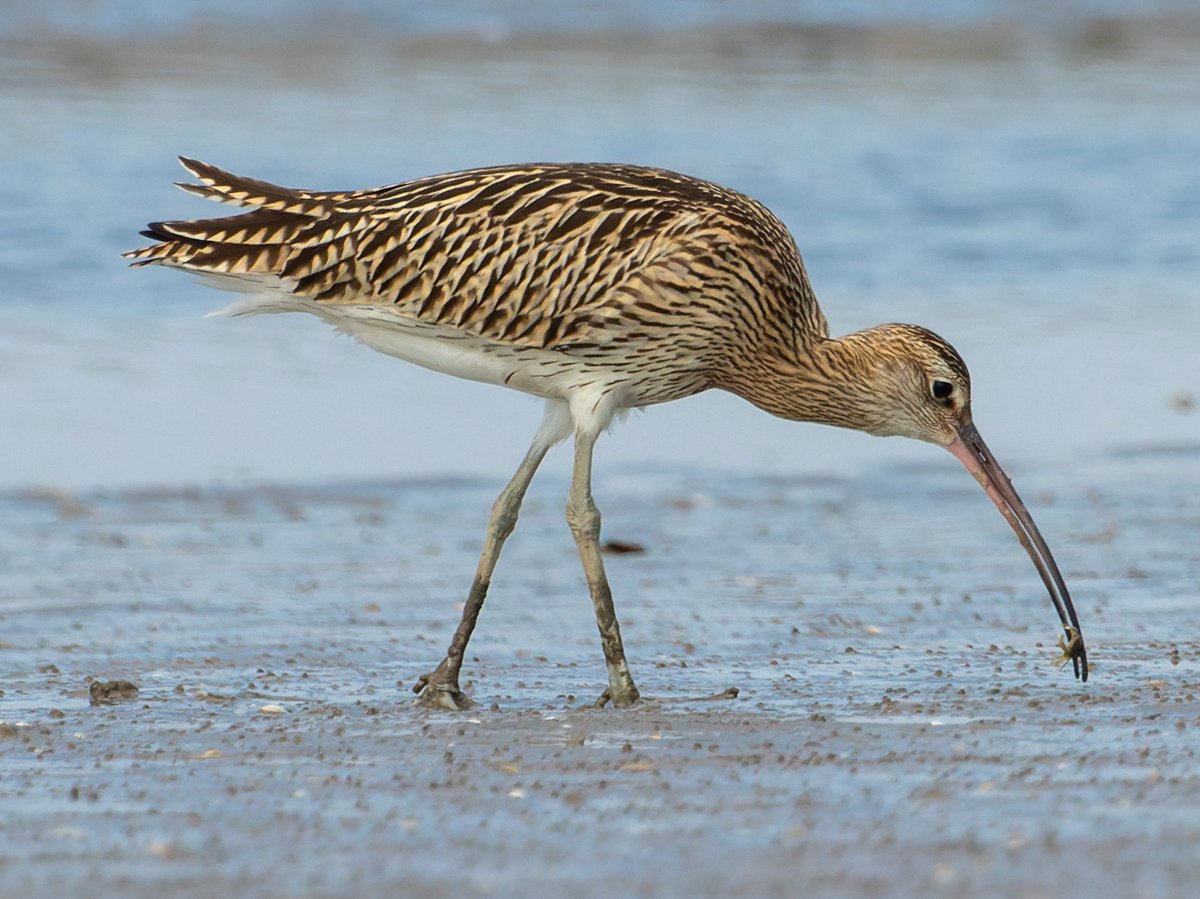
[417,684,475,711]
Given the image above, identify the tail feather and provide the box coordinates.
[173,178,245,205]
[125,159,342,269]
[123,211,307,272]
[124,158,374,304]
[124,239,291,275]
[175,156,333,216]
[138,209,313,247]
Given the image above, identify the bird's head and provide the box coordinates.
[838,323,973,445]
[786,323,1089,682]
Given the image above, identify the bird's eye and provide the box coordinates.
[931,380,954,402]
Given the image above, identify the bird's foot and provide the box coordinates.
[593,683,641,709]
[413,661,475,711]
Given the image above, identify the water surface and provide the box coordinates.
[0,0,1196,488]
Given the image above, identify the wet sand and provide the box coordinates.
[2,455,1197,898]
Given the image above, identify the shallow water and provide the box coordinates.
[0,1,1197,487]
[1,2,1199,897]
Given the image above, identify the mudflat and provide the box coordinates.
[2,455,1196,898]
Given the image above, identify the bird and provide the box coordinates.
[125,157,1088,709]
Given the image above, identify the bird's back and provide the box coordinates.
[128,160,827,402]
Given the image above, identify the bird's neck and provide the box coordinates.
[724,332,890,434]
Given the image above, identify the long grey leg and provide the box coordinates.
[415,401,570,710]
[565,427,641,708]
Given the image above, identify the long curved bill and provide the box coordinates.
[946,422,1088,682]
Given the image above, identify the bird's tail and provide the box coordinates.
[124,157,381,307]
[122,158,332,274]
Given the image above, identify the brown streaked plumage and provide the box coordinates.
[126,157,1087,709]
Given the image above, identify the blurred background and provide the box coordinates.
[1,0,1197,490]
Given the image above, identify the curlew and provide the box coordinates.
[126,158,1087,709]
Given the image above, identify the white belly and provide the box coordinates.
[209,292,637,434]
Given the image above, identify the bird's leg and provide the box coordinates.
[565,429,641,709]
[414,407,565,710]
